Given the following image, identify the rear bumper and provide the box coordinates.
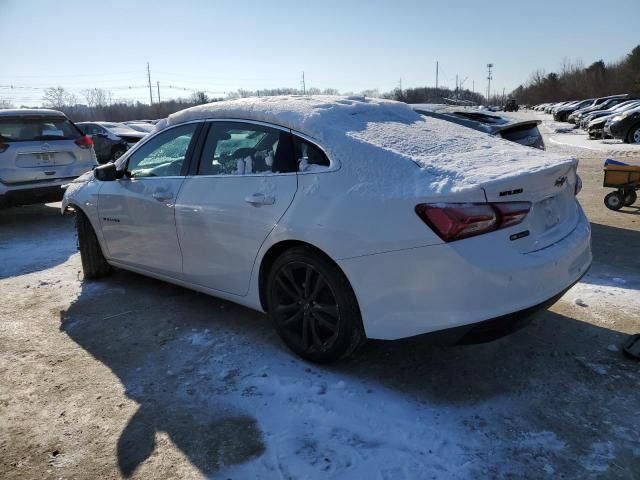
[340,205,592,340]
[0,178,74,206]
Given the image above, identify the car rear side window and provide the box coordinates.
[197,122,296,175]
[0,117,81,142]
[293,135,330,172]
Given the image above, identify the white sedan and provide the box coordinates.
[62,96,592,362]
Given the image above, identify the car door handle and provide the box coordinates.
[244,193,275,206]
[152,191,173,202]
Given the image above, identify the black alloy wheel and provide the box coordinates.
[267,247,364,363]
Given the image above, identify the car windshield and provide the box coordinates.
[0,117,81,142]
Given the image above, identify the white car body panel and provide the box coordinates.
[62,97,593,343]
[98,177,186,277]
[175,173,298,295]
[339,207,590,339]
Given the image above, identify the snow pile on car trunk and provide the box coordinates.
[157,96,576,196]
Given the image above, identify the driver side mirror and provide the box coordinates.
[94,162,120,181]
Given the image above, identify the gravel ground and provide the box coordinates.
[1,116,639,479]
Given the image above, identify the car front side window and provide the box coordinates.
[126,123,198,178]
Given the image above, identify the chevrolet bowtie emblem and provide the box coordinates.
[555,176,567,187]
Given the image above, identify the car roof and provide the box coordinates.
[155,95,572,196]
[0,108,67,118]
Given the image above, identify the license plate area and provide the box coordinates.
[17,152,57,167]
[538,196,561,231]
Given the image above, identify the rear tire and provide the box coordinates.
[604,191,624,211]
[623,190,637,207]
[266,246,365,363]
[627,125,640,144]
[76,210,111,279]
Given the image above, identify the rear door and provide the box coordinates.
[0,115,92,184]
[175,120,298,295]
[97,122,202,277]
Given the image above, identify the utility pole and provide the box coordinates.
[486,63,493,105]
[502,87,505,105]
[435,61,439,91]
[301,72,306,95]
[147,62,153,105]
[456,74,458,99]
[157,81,161,103]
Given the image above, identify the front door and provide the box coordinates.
[176,121,298,295]
[98,123,201,277]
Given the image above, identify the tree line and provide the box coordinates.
[0,83,485,123]
[512,45,640,105]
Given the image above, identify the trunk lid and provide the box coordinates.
[481,160,579,253]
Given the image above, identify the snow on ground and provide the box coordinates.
[2,203,639,479]
[532,111,640,155]
[561,272,640,325]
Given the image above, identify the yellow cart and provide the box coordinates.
[603,163,640,210]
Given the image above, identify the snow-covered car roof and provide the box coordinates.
[155,95,573,195]
[0,108,67,118]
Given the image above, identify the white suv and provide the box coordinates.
[0,109,97,207]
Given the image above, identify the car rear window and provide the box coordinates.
[0,117,82,142]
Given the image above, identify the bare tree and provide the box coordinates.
[0,99,14,109]
[190,91,210,104]
[42,86,76,110]
[82,88,109,108]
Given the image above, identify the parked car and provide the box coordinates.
[604,106,640,143]
[0,109,97,207]
[569,96,629,124]
[584,101,640,136]
[554,99,595,122]
[503,98,519,112]
[77,122,146,163]
[62,96,591,362]
[581,100,639,128]
[549,101,576,115]
[124,121,155,133]
[411,104,544,149]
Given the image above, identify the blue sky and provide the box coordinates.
[1,0,639,105]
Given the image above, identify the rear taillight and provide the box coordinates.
[75,135,94,149]
[415,202,531,242]
[574,175,582,196]
[0,142,8,153]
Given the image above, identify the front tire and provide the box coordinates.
[76,210,111,279]
[266,247,364,363]
[604,191,624,211]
